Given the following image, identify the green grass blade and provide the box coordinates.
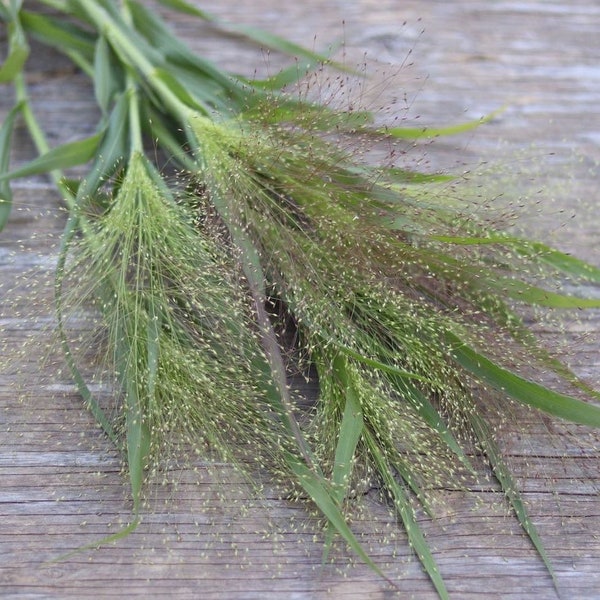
[125,385,151,516]
[337,344,473,471]
[75,92,129,202]
[0,101,23,231]
[0,2,30,84]
[94,34,122,114]
[389,375,475,473]
[330,354,364,495]
[431,234,512,246]
[322,353,365,564]
[447,332,600,427]
[378,167,455,184]
[285,451,395,588]
[337,343,433,384]
[153,0,213,19]
[115,313,151,516]
[0,132,103,182]
[433,231,600,282]
[20,10,95,60]
[469,412,558,591]
[488,277,600,308]
[519,241,600,282]
[499,237,600,283]
[364,430,449,600]
[243,50,338,90]
[381,106,505,139]
[228,25,339,66]
[242,101,373,132]
[51,519,141,562]
[152,67,209,113]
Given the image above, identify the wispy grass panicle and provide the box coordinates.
[58,150,304,512]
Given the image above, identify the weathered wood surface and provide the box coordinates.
[1,1,599,598]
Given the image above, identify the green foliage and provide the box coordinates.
[2,1,600,597]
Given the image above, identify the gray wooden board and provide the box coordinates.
[1,1,599,598]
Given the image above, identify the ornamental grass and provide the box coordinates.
[1,2,600,597]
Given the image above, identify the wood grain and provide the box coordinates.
[1,1,599,598]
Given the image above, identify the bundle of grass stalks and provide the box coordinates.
[2,1,600,597]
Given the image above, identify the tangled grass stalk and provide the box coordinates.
[2,1,600,597]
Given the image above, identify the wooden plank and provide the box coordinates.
[1,1,599,598]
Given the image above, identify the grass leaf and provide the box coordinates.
[151,67,209,113]
[0,101,23,231]
[448,332,600,427]
[0,132,103,182]
[492,277,600,308]
[381,106,505,139]
[322,353,364,563]
[285,450,394,587]
[243,53,336,90]
[94,35,122,114]
[75,92,129,202]
[20,10,95,61]
[0,2,30,84]
[387,374,475,473]
[337,344,434,384]
[364,430,450,600]
[330,354,364,497]
[469,412,558,590]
